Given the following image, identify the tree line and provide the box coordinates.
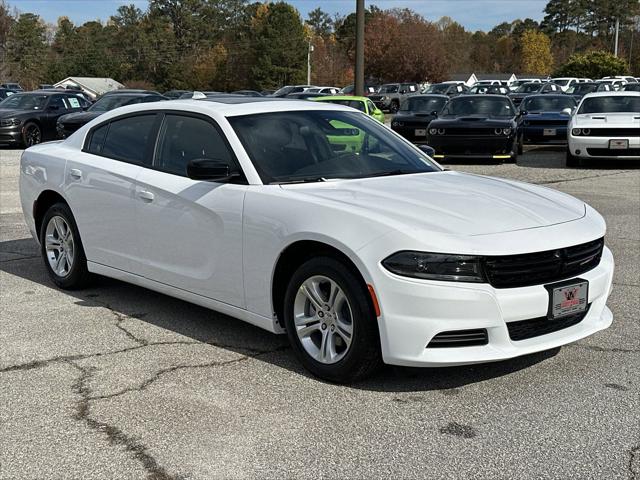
[0,0,638,91]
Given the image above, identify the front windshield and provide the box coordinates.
[578,95,640,114]
[568,84,597,95]
[89,95,140,112]
[425,84,450,94]
[229,110,440,184]
[522,96,576,112]
[0,93,48,110]
[516,83,541,93]
[469,86,489,94]
[441,96,514,117]
[319,99,366,112]
[402,96,447,112]
[378,84,399,94]
[273,86,294,96]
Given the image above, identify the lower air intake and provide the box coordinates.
[427,329,488,348]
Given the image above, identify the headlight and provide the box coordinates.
[572,128,581,136]
[429,128,438,135]
[382,251,484,283]
[0,118,21,127]
[502,128,512,135]
[437,128,445,135]
[382,96,389,101]
[582,128,590,136]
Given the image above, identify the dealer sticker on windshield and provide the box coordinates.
[548,281,588,320]
[609,139,628,150]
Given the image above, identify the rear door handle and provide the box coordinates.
[69,168,82,179]
[138,190,155,202]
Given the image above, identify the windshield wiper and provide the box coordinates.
[271,177,328,185]
[363,169,418,178]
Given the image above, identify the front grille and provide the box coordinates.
[441,128,500,136]
[483,238,604,289]
[526,119,568,126]
[587,148,640,157]
[582,128,640,137]
[507,307,590,341]
[427,329,488,348]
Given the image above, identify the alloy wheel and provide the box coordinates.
[24,125,41,146]
[293,275,354,364]
[44,216,75,277]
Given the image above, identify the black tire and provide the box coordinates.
[39,202,92,289]
[566,147,582,168]
[517,135,524,155]
[283,256,382,383]
[389,100,399,114]
[22,122,42,148]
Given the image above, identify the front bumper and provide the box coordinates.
[428,135,516,159]
[372,246,614,367]
[522,125,568,145]
[569,135,640,159]
[0,125,23,145]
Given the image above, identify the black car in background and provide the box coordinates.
[519,94,577,146]
[622,83,640,92]
[390,94,448,144]
[0,91,87,147]
[0,88,17,100]
[424,83,469,96]
[56,92,167,138]
[285,92,328,100]
[567,82,611,101]
[508,82,561,106]
[427,95,520,163]
[0,82,22,91]
[162,90,191,99]
[271,85,315,97]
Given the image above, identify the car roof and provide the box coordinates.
[315,96,367,102]
[581,91,640,98]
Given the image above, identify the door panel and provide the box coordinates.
[64,152,144,273]
[135,170,246,307]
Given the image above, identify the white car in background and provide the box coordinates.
[566,91,640,167]
[20,98,614,382]
[595,78,627,91]
[552,77,580,92]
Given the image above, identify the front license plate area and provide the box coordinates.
[545,279,588,320]
[543,128,556,136]
[609,139,629,149]
[415,128,426,137]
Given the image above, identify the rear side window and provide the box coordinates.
[87,124,108,154]
[155,114,234,176]
[101,114,157,164]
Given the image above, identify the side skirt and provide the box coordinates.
[87,261,284,334]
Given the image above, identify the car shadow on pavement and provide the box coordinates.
[2,236,560,392]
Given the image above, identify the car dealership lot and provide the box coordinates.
[1,147,638,479]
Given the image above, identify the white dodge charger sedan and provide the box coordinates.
[566,91,640,167]
[20,98,614,382]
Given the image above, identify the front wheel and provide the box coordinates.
[283,257,382,382]
[22,122,42,147]
[40,202,92,289]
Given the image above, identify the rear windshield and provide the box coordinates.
[578,96,640,114]
[516,83,541,93]
[567,84,598,94]
[0,93,48,110]
[425,84,450,94]
[378,84,399,93]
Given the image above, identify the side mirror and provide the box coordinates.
[561,107,573,116]
[417,144,435,157]
[186,159,239,182]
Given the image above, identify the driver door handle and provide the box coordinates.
[138,190,155,202]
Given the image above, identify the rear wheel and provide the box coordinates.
[283,257,382,382]
[566,147,582,168]
[40,202,91,289]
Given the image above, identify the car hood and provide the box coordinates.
[58,111,102,125]
[430,116,515,128]
[573,112,640,127]
[0,108,31,119]
[280,171,586,237]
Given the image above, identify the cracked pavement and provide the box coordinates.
[1,147,638,479]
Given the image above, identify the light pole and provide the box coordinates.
[614,17,619,57]
[307,41,314,85]
[355,0,365,96]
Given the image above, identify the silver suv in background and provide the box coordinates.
[369,83,419,113]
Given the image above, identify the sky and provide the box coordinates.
[7,0,549,32]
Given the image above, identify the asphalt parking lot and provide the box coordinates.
[1,146,638,480]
